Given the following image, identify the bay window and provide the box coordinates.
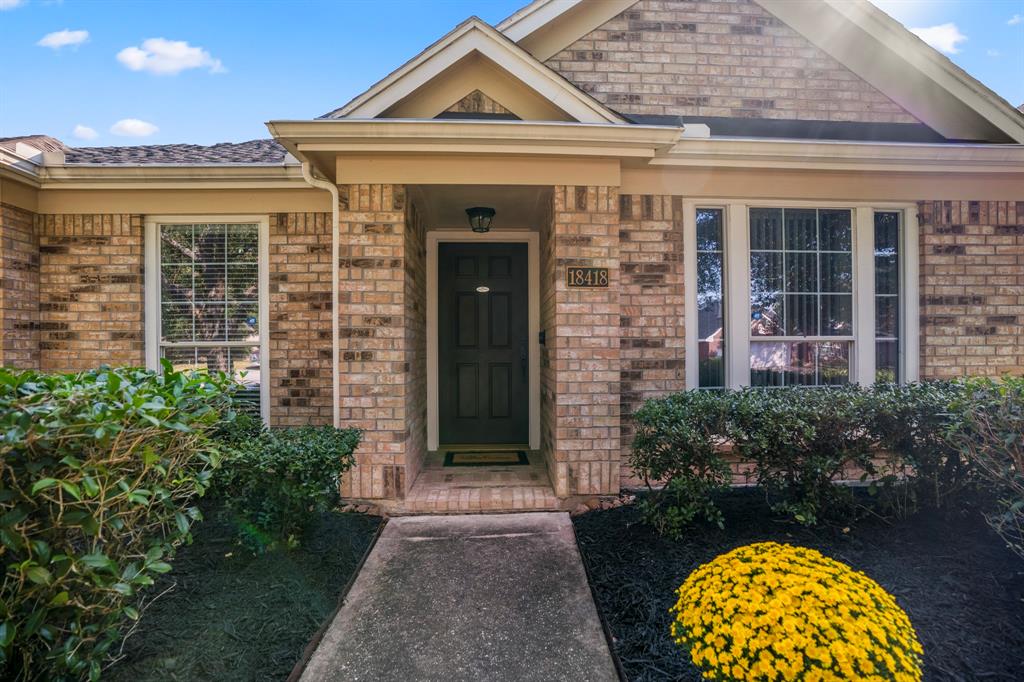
[145,216,269,422]
[684,202,918,389]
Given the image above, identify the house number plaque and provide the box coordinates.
[566,266,609,288]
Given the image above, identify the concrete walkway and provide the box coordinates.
[299,513,619,682]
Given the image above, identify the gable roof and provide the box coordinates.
[497,0,1024,143]
[0,135,68,154]
[320,16,624,124]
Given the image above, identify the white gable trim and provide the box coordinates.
[498,0,637,62]
[756,0,1024,143]
[324,17,624,124]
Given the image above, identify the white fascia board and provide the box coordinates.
[656,137,1024,173]
[270,118,679,149]
[498,0,580,37]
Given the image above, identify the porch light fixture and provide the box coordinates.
[466,206,496,233]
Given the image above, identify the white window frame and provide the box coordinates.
[684,200,919,389]
[144,215,270,424]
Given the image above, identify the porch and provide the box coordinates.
[327,182,647,508]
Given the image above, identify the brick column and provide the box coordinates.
[617,195,686,486]
[546,186,621,497]
[0,203,39,369]
[336,185,424,500]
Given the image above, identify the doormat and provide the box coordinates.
[443,451,529,467]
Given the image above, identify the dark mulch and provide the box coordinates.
[105,509,382,682]
[574,491,1024,682]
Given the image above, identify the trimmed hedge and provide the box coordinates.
[630,380,1023,534]
[0,364,239,681]
[213,415,360,553]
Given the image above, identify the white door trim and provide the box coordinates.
[426,230,540,451]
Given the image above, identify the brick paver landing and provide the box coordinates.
[395,451,560,514]
[298,513,619,682]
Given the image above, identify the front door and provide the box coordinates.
[438,242,529,444]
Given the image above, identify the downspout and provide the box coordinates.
[299,161,341,429]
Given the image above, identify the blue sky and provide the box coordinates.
[1,0,1021,147]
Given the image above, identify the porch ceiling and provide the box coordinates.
[409,184,552,230]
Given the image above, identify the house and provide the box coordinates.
[2,0,1023,511]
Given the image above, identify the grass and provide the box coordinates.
[105,507,382,682]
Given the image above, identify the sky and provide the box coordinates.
[1,0,1022,147]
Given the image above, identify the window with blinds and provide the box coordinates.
[158,223,262,415]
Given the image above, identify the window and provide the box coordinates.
[696,208,725,388]
[874,211,901,383]
[145,218,268,421]
[684,202,918,389]
[749,208,852,387]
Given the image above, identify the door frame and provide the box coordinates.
[427,230,540,451]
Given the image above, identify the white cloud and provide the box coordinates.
[986,49,1001,58]
[0,0,26,10]
[37,29,89,49]
[110,119,158,137]
[116,38,224,75]
[73,124,98,140]
[910,22,967,54]
[1009,14,1023,26]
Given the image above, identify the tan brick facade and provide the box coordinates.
[617,194,686,481]
[544,186,622,496]
[0,203,39,369]
[547,0,918,123]
[268,212,334,427]
[919,200,1024,378]
[335,185,425,500]
[36,214,144,371]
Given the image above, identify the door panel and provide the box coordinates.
[439,243,529,444]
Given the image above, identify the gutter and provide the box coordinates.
[299,161,341,429]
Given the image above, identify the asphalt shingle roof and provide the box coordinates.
[63,138,288,165]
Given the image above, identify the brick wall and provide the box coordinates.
[268,212,333,426]
[0,203,39,368]
[403,199,428,490]
[546,186,621,496]
[36,214,144,371]
[539,192,558,481]
[546,0,917,123]
[919,200,1024,378]
[335,184,416,500]
[618,194,686,483]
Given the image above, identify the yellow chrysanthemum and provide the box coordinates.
[670,542,923,682]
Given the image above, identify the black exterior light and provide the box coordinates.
[466,206,496,233]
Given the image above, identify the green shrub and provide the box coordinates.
[630,391,732,537]
[866,381,974,513]
[950,376,1024,559]
[214,426,360,552]
[0,364,237,681]
[728,385,876,526]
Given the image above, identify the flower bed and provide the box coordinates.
[574,491,1024,681]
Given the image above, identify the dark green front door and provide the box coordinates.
[438,243,529,444]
